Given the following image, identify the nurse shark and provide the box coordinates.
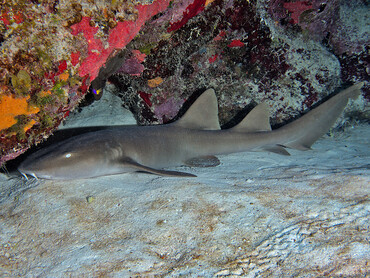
[18,83,364,180]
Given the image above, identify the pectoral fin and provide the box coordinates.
[121,158,196,177]
[185,156,220,167]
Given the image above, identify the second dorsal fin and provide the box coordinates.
[232,102,271,132]
[173,89,221,130]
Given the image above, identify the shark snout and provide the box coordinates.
[18,149,58,179]
[18,160,41,179]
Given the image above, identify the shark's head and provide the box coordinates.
[18,136,109,180]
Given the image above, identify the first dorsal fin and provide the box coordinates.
[232,102,271,132]
[173,89,221,130]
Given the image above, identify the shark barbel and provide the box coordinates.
[18,83,364,179]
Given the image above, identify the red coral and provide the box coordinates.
[209,53,219,63]
[13,12,24,24]
[58,60,67,73]
[109,0,170,48]
[0,12,10,25]
[214,30,226,41]
[70,52,80,66]
[228,40,245,47]
[79,76,90,94]
[167,0,206,32]
[70,0,170,81]
[0,11,24,26]
[70,17,103,79]
[132,49,146,63]
[138,91,152,107]
[283,1,312,24]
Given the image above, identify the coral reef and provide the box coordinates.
[108,0,367,127]
[0,0,170,164]
[109,0,291,125]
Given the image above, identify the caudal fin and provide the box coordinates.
[279,82,364,150]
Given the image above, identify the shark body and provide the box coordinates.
[18,83,364,180]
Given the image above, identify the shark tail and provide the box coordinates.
[278,82,364,151]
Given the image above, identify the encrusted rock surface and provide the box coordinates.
[0,0,170,164]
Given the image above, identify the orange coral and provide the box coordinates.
[58,72,69,81]
[147,77,163,88]
[0,95,40,131]
[39,90,52,97]
[205,0,215,6]
[23,119,36,132]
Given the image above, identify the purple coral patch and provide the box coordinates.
[119,58,145,76]
[154,97,185,123]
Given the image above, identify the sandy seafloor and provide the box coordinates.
[0,92,369,277]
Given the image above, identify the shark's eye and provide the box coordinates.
[65,153,72,158]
